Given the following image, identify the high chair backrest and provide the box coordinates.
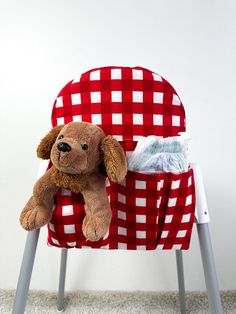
[51,66,185,150]
[48,66,195,250]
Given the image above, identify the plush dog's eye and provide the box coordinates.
[58,135,64,140]
[81,144,88,150]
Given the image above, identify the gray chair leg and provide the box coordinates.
[12,229,40,314]
[176,250,186,314]
[57,248,68,312]
[197,223,223,314]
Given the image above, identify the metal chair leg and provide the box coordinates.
[12,229,40,314]
[197,223,223,314]
[176,250,186,314]
[57,248,68,312]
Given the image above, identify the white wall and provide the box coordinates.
[0,0,235,292]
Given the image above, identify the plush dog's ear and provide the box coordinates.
[101,135,127,182]
[37,125,64,159]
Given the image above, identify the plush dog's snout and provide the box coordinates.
[57,142,71,152]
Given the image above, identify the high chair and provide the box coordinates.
[13,66,223,314]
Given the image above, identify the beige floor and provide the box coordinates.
[1,289,236,314]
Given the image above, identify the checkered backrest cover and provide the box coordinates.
[48,66,195,250]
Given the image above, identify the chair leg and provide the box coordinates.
[197,223,223,314]
[57,248,68,312]
[176,250,186,314]
[12,229,40,314]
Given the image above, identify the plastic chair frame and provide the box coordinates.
[12,164,223,314]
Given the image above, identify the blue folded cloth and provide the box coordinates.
[127,133,190,174]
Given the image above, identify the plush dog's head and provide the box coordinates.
[37,122,127,182]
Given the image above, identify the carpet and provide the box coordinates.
[1,289,236,314]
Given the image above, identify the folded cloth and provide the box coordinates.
[127,133,190,174]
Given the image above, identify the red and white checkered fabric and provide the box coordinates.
[47,66,195,250]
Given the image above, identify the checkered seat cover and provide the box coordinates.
[47,66,195,250]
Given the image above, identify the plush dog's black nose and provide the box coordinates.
[57,142,71,152]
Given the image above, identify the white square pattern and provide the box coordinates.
[62,205,74,216]
[135,180,146,189]
[133,114,143,125]
[118,227,127,236]
[67,242,76,247]
[165,215,173,223]
[112,91,122,102]
[172,115,180,126]
[49,223,55,232]
[73,115,82,122]
[171,180,180,189]
[91,92,101,103]
[133,135,143,141]
[51,238,60,245]
[158,180,164,190]
[185,195,192,206]
[172,94,181,106]
[157,197,161,208]
[118,193,126,204]
[55,96,63,108]
[64,224,75,234]
[118,210,126,220]
[136,214,146,223]
[111,69,122,79]
[90,70,100,80]
[118,243,127,249]
[153,92,163,103]
[135,198,146,207]
[100,244,109,249]
[153,114,163,125]
[132,69,143,80]
[91,114,102,124]
[112,113,122,124]
[103,231,109,240]
[105,178,110,187]
[71,93,81,105]
[136,231,146,238]
[136,245,147,250]
[152,73,162,81]
[133,91,143,102]
[181,213,191,223]
[57,117,64,125]
[161,231,169,238]
[176,230,187,238]
[168,197,177,207]
[113,135,123,141]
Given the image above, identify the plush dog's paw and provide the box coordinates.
[20,206,52,230]
[82,214,109,242]
[20,198,52,231]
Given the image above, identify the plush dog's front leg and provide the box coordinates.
[81,173,112,242]
[20,167,59,230]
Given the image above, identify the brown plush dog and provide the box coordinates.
[20,122,127,241]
